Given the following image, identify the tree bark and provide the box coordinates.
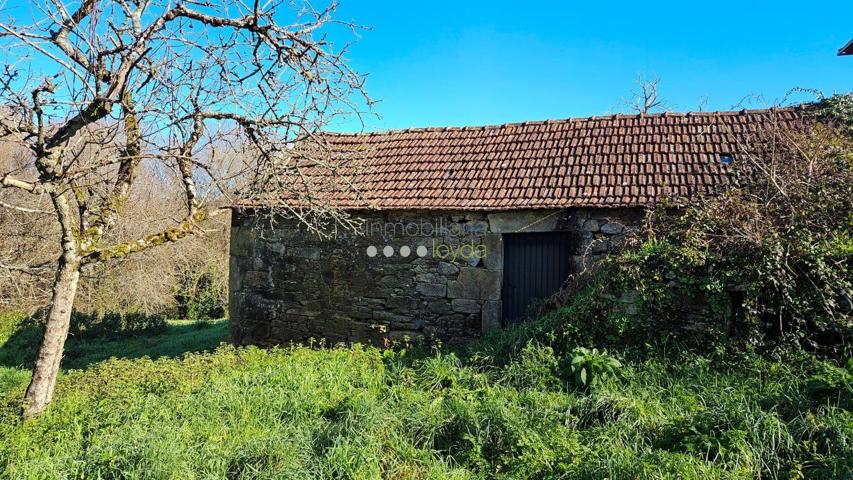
[22,253,80,418]
[22,189,81,419]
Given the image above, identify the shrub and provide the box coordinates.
[803,360,853,409]
[68,311,167,340]
[593,98,853,356]
[500,341,561,390]
[173,262,227,321]
[815,92,853,135]
[0,311,170,369]
[569,347,623,389]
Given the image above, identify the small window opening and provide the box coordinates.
[719,153,734,165]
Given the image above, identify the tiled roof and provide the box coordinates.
[253,108,806,211]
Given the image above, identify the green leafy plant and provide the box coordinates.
[502,341,561,390]
[1,310,852,478]
[594,99,853,356]
[804,359,853,409]
[569,347,623,388]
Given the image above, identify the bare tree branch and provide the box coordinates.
[1,173,40,192]
[0,0,372,418]
[0,199,51,213]
[625,74,668,114]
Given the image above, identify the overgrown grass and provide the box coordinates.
[0,312,849,479]
[0,312,228,370]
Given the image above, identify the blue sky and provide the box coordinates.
[1,1,850,133]
[331,0,853,131]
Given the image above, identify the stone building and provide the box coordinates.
[228,108,802,346]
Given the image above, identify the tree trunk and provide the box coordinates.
[23,187,81,419]
[22,253,80,419]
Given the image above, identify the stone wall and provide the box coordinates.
[228,207,643,346]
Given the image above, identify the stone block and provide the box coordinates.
[350,305,374,320]
[290,246,321,259]
[413,264,429,274]
[386,295,419,311]
[481,300,502,333]
[311,313,352,341]
[451,298,481,314]
[583,219,601,232]
[229,226,256,257]
[260,240,287,256]
[487,210,560,233]
[361,297,386,308]
[447,267,501,300]
[464,313,481,331]
[270,314,309,341]
[438,261,459,276]
[427,300,452,314]
[416,282,446,297]
[466,220,489,234]
[285,307,320,318]
[422,325,439,337]
[415,273,439,284]
[600,222,624,235]
[437,313,466,327]
[442,235,460,246]
[464,255,480,267]
[373,310,408,323]
[482,234,503,270]
[242,270,269,290]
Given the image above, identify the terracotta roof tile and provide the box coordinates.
[250,108,806,211]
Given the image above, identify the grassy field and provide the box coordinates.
[0,314,229,371]
[0,312,850,479]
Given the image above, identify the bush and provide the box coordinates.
[590,98,853,356]
[569,347,623,389]
[173,262,227,321]
[804,360,853,410]
[500,341,561,390]
[0,311,169,369]
[68,311,167,340]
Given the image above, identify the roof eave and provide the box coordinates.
[839,38,853,56]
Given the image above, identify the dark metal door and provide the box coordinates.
[502,232,572,325]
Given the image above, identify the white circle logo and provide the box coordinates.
[383,246,394,257]
[399,245,411,257]
[366,245,377,257]
[416,245,428,257]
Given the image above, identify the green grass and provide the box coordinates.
[0,312,850,479]
[59,318,228,369]
[0,314,228,370]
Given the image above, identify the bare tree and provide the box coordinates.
[0,0,369,418]
[626,74,667,114]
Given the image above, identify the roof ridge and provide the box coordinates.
[325,105,804,137]
[246,107,807,211]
